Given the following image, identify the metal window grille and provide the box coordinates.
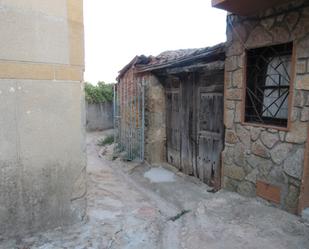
[245,42,293,127]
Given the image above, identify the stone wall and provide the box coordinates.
[144,75,166,164]
[223,0,309,213]
[86,102,114,131]
[0,0,86,238]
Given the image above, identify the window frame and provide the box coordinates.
[241,42,296,131]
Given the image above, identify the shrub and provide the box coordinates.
[85,81,114,104]
[97,135,114,146]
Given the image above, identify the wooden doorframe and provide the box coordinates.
[298,123,309,214]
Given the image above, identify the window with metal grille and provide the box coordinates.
[245,42,293,127]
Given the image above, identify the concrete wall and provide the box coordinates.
[0,0,86,238]
[86,102,114,131]
[222,0,309,213]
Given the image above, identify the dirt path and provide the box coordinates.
[1,131,309,249]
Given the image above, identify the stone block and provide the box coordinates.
[223,177,239,192]
[0,0,67,18]
[226,40,243,57]
[250,127,264,141]
[225,109,235,129]
[300,107,309,121]
[257,159,273,177]
[234,101,242,122]
[236,124,251,148]
[261,17,275,30]
[225,130,238,144]
[285,185,300,213]
[222,146,234,165]
[225,71,233,89]
[226,89,242,101]
[252,141,270,159]
[225,56,239,72]
[232,69,244,89]
[224,165,246,181]
[69,21,85,66]
[237,181,256,197]
[246,26,273,48]
[226,100,235,110]
[271,26,290,44]
[285,11,300,31]
[55,66,83,81]
[285,121,307,144]
[269,166,287,185]
[296,36,309,59]
[270,143,293,164]
[291,107,300,122]
[279,131,286,141]
[297,60,307,74]
[295,75,309,91]
[0,5,69,64]
[0,62,54,80]
[260,131,279,149]
[283,148,304,180]
[67,0,83,23]
[245,168,258,184]
[294,90,305,107]
[233,143,245,166]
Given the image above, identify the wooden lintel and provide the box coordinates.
[165,61,225,75]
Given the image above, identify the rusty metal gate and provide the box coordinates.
[114,78,145,161]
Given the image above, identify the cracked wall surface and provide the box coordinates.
[223,0,309,213]
[0,0,86,238]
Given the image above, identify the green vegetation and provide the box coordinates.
[85,81,114,104]
[97,135,114,146]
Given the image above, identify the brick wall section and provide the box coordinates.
[223,0,309,213]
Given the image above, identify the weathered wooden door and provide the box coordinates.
[196,85,224,188]
[166,89,181,169]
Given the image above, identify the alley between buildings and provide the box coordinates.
[2,130,309,249]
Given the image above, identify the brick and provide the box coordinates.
[256,180,281,204]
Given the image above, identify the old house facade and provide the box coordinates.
[117,45,226,189]
[117,0,309,215]
[213,0,309,214]
[0,0,86,238]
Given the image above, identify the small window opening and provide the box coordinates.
[245,42,293,127]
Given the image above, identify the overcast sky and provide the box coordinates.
[83,0,227,84]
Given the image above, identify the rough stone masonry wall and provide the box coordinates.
[144,75,166,164]
[0,0,86,238]
[223,0,309,213]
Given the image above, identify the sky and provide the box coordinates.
[83,0,227,84]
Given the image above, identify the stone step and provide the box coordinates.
[302,208,309,224]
